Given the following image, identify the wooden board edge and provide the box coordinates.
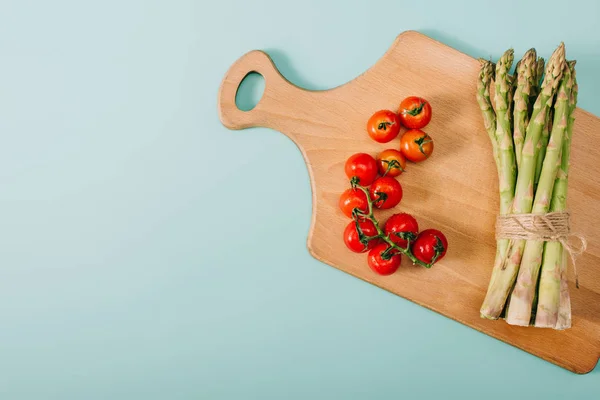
[306,243,598,374]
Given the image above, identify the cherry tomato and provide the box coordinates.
[369,177,403,209]
[411,229,448,265]
[367,110,401,143]
[398,96,432,129]
[367,243,402,275]
[400,129,434,163]
[345,153,378,186]
[339,188,369,219]
[384,213,419,248]
[343,220,379,253]
[377,149,407,177]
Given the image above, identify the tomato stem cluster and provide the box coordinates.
[380,159,404,176]
[377,121,393,131]
[403,101,426,117]
[414,135,433,156]
[349,178,443,268]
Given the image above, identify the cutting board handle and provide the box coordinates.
[218,50,304,131]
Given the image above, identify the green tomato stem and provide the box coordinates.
[350,181,442,269]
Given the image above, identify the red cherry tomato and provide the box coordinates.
[369,177,403,209]
[345,153,378,186]
[367,243,401,275]
[338,188,369,219]
[398,96,432,129]
[343,220,379,253]
[367,110,401,143]
[384,213,419,248]
[400,129,434,163]
[411,229,448,265]
[377,149,407,177]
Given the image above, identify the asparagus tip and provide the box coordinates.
[539,43,567,95]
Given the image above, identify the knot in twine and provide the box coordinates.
[495,211,587,288]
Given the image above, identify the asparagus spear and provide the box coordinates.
[556,244,572,329]
[476,59,499,170]
[494,49,517,219]
[508,61,519,129]
[479,49,517,319]
[480,43,566,319]
[533,56,554,188]
[531,58,545,96]
[555,67,578,330]
[536,58,545,83]
[476,60,509,292]
[492,50,517,296]
[504,62,573,326]
[529,57,545,117]
[534,100,555,189]
[536,61,577,328]
[513,49,537,169]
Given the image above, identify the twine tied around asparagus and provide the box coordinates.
[495,211,587,288]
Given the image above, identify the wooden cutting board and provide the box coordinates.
[217,31,600,374]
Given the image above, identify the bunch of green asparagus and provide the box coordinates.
[476,43,577,329]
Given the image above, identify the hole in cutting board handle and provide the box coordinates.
[235,72,265,111]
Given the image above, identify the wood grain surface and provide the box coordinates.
[217,31,600,374]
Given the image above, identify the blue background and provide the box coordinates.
[1,0,599,398]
